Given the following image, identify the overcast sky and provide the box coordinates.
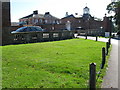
[11,0,112,22]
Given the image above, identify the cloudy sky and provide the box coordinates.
[11,0,112,22]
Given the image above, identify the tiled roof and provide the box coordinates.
[61,14,75,19]
[20,13,59,20]
[33,14,44,18]
[20,14,33,19]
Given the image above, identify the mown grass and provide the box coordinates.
[2,38,107,88]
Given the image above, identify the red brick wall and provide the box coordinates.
[103,16,111,32]
[61,17,103,30]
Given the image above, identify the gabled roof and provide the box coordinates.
[20,14,33,19]
[20,12,59,20]
[44,13,60,19]
[61,14,75,19]
[33,14,44,19]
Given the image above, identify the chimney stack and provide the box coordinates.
[33,10,38,15]
[45,12,50,15]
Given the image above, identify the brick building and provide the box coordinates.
[19,6,112,33]
[61,6,103,30]
[19,11,61,26]
[17,5,114,33]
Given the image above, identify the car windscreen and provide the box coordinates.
[15,26,43,32]
[35,27,43,31]
[29,27,43,31]
[15,27,27,32]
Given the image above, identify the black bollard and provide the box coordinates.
[96,36,98,41]
[85,35,87,39]
[101,47,106,69]
[106,42,109,55]
[89,63,96,89]
[108,38,111,46]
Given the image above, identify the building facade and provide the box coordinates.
[19,11,61,26]
[61,6,103,30]
[18,6,112,34]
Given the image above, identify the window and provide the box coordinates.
[43,33,49,38]
[53,21,55,24]
[53,33,59,37]
[35,19,38,23]
[59,21,62,24]
[32,19,34,23]
[45,20,48,23]
[40,19,42,23]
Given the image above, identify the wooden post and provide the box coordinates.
[101,47,106,69]
[106,42,109,55]
[89,63,96,89]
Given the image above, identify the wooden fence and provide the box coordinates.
[11,30,74,44]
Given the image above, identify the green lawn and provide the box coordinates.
[2,38,107,88]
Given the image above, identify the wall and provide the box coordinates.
[103,16,112,32]
[11,31,74,44]
[38,24,65,31]
[0,1,2,45]
[1,0,11,45]
[61,16,103,30]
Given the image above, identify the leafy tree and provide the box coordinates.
[107,1,120,30]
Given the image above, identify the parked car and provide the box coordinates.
[117,31,120,35]
[11,26,44,33]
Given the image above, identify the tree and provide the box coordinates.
[107,1,120,30]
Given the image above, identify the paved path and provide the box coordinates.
[77,36,119,89]
[101,39,118,89]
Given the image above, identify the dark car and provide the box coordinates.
[11,26,44,33]
[117,31,120,35]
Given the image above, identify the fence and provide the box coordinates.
[11,30,74,44]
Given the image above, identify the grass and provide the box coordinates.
[2,38,107,88]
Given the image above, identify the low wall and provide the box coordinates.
[11,31,74,44]
[77,29,105,36]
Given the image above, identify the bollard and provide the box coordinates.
[106,42,109,55]
[101,47,106,69]
[96,36,98,41]
[85,35,87,39]
[89,63,96,89]
[108,38,111,46]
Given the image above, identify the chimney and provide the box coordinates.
[45,12,50,15]
[75,13,78,15]
[33,10,38,15]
